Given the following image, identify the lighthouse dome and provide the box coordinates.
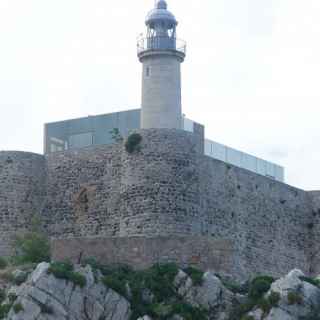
[145,0,178,27]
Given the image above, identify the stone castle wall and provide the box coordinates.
[43,144,122,238]
[308,191,320,275]
[52,236,234,274]
[199,156,314,279]
[0,151,46,255]
[119,129,203,237]
[0,129,319,279]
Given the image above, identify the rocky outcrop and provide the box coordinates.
[2,263,131,320]
[2,264,320,320]
[247,269,320,320]
[174,270,236,319]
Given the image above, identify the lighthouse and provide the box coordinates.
[137,0,186,129]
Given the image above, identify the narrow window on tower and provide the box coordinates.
[146,66,150,77]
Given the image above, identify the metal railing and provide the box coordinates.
[137,36,186,55]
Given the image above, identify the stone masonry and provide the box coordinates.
[0,129,319,279]
[0,152,46,256]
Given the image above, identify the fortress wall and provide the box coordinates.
[200,156,314,279]
[119,129,203,236]
[52,236,234,274]
[308,191,320,275]
[44,144,122,238]
[0,151,46,256]
[2,129,317,279]
[48,129,315,279]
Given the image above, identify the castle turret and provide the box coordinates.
[138,0,186,129]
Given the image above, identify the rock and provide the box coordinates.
[264,307,295,320]
[3,266,320,320]
[11,270,28,285]
[174,269,236,320]
[248,308,264,320]
[270,269,305,296]
[141,288,154,304]
[243,269,320,320]
[170,315,184,320]
[174,270,193,298]
[3,263,131,320]
[188,271,224,309]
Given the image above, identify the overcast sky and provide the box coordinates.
[0,0,319,190]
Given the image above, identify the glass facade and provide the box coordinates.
[44,109,285,182]
[44,109,140,154]
[204,140,284,182]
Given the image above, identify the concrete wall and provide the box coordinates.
[0,151,46,256]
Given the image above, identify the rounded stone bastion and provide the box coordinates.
[119,128,203,237]
[0,151,46,256]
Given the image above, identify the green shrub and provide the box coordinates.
[47,262,86,288]
[229,300,256,320]
[7,293,17,303]
[248,276,274,300]
[69,272,87,288]
[228,276,276,320]
[47,261,73,279]
[268,291,281,307]
[152,303,172,317]
[0,289,5,304]
[240,316,255,320]
[110,128,124,143]
[13,303,24,314]
[142,263,179,302]
[0,304,12,319]
[257,297,272,315]
[82,257,101,270]
[125,133,142,153]
[0,258,8,270]
[102,275,127,297]
[221,278,249,295]
[93,262,207,320]
[0,271,14,283]
[101,264,133,297]
[13,272,29,286]
[171,303,208,320]
[300,276,320,288]
[14,231,50,264]
[183,267,204,286]
[287,291,303,305]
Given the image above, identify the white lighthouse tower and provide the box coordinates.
[138,0,186,129]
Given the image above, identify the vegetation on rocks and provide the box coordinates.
[12,216,50,265]
[0,259,7,271]
[84,259,207,320]
[287,291,303,305]
[47,261,87,288]
[229,275,276,320]
[183,267,204,286]
[1,235,320,320]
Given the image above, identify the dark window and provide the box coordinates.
[146,66,150,77]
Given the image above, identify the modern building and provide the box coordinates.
[44,109,284,182]
[44,0,284,182]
